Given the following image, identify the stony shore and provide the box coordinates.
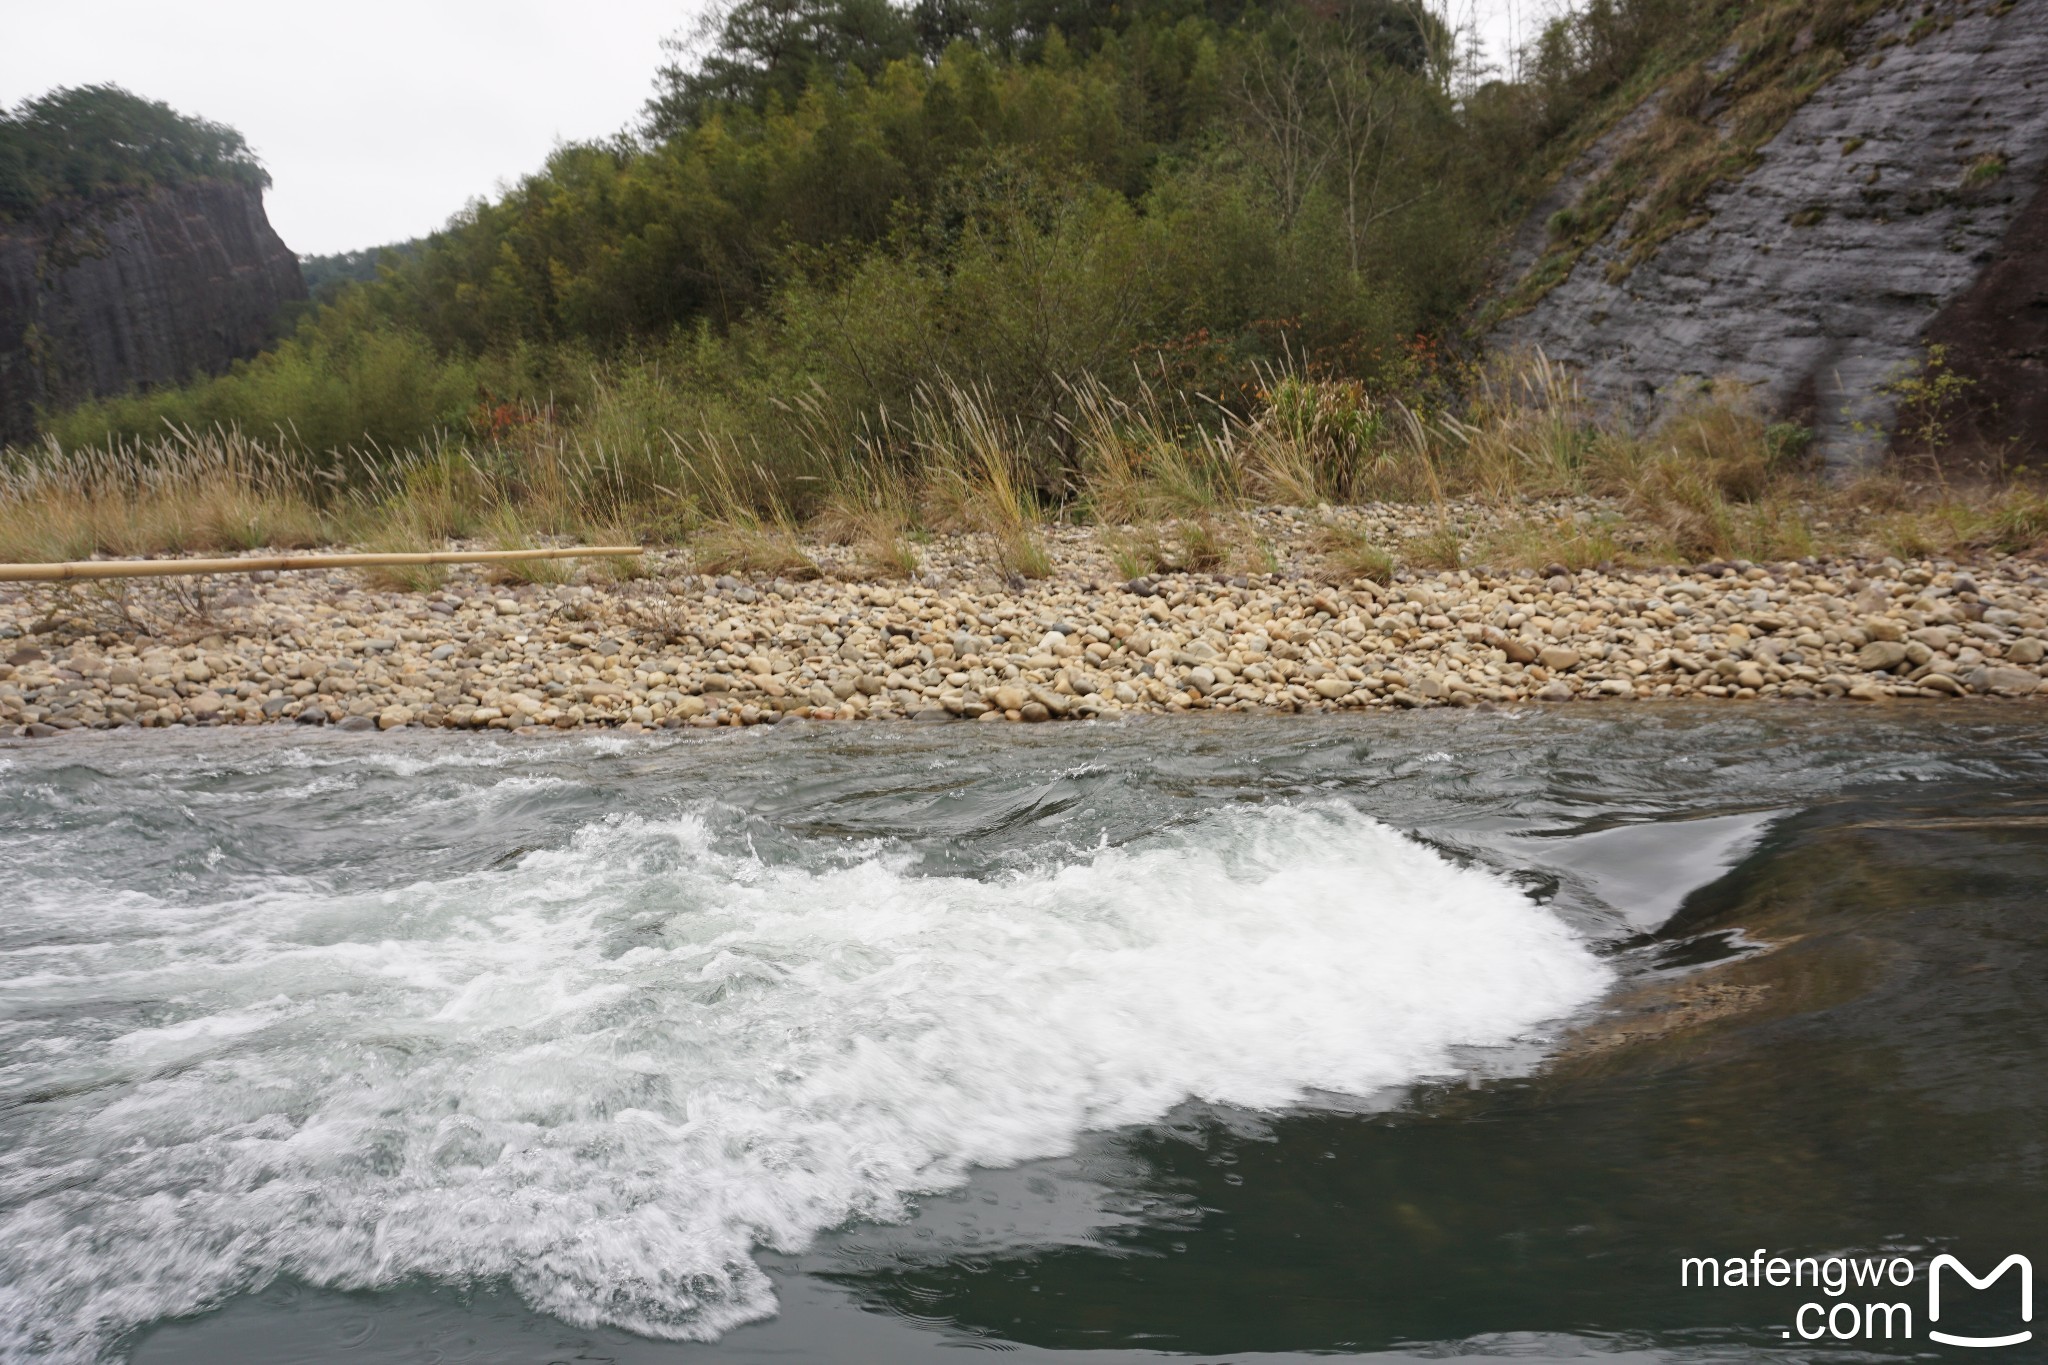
[5,513,2048,737]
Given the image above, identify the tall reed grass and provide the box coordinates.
[6,355,2045,580]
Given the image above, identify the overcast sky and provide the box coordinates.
[5,1,1538,259]
[3,1,699,256]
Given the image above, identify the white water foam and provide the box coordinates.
[0,802,1611,1361]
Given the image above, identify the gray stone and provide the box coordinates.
[0,181,304,445]
[335,715,377,732]
[1967,665,2043,697]
[1489,2,2048,467]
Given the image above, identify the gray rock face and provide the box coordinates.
[0,179,305,444]
[1490,0,2048,467]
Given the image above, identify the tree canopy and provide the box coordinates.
[0,84,268,221]
[38,0,1714,463]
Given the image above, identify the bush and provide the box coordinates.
[44,302,478,459]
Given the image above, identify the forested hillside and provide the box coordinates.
[38,0,1697,463]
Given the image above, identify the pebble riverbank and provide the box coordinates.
[5,519,2048,737]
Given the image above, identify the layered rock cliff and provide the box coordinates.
[0,179,304,445]
[1486,0,2048,469]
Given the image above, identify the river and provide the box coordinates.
[2,709,2042,1362]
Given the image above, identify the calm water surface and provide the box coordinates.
[1,709,2043,1363]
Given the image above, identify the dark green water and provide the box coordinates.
[1,709,2043,1363]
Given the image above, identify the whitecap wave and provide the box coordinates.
[0,801,1610,1361]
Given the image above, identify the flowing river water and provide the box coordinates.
[1,710,2043,1363]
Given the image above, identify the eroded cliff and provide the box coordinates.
[1487,0,2048,468]
[0,179,304,445]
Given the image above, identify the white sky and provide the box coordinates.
[2,2,700,256]
[4,1,1539,259]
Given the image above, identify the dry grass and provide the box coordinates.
[1401,526,1465,572]
[691,521,821,578]
[479,507,575,585]
[355,515,449,593]
[0,428,333,563]
[910,383,1053,579]
[1481,518,1631,572]
[582,525,649,583]
[1864,483,2048,562]
[8,358,2048,586]
[817,501,920,579]
[1168,517,1225,573]
[1069,379,1234,522]
[813,463,921,579]
[1104,527,1164,580]
[1240,375,1391,504]
[1314,522,1395,585]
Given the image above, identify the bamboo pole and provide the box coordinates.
[0,546,645,584]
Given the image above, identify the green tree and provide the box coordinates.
[0,84,266,220]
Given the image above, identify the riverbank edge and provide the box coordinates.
[6,528,2048,738]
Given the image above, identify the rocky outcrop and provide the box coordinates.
[1922,152,2048,458]
[0,179,304,445]
[1488,0,2048,468]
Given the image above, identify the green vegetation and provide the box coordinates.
[1962,150,2009,189]
[0,85,267,220]
[1878,344,1977,456]
[11,356,2047,584]
[298,241,422,300]
[10,0,2044,583]
[37,0,1510,472]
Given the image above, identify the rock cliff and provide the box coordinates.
[1486,0,2048,469]
[0,179,304,445]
